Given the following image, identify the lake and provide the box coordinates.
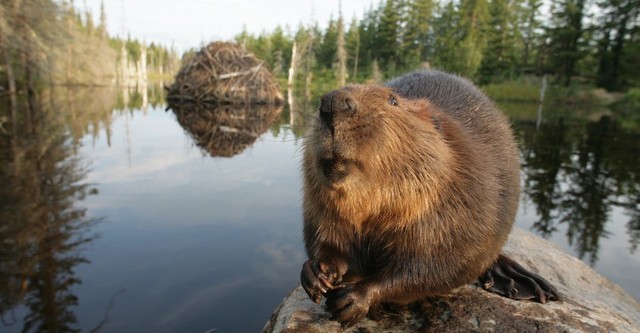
[1,85,638,333]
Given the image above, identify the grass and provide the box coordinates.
[611,88,640,128]
[482,76,627,110]
[482,76,544,103]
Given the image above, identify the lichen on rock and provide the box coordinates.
[263,228,640,333]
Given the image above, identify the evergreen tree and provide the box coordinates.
[518,0,543,70]
[97,0,107,39]
[595,0,640,90]
[270,26,293,76]
[432,1,462,71]
[620,26,640,88]
[547,0,588,86]
[316,17,338,70]
[336,10,347,86]
[85,10,94,36]
[345,16,361,79]
[358,4,380,75]
[402,0,435,69]
[235,25,251,48]
[479,0,521,82]
[457,0,490,77]
[377,0,401,71]
[251,34,274,68]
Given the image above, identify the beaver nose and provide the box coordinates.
[319,90,357,128]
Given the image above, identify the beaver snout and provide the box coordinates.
[319,90,358,131]
[319,157,351,183]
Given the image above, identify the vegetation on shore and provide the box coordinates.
[1,0,638,119]
[0,1,179,97]
[232,0,639,96]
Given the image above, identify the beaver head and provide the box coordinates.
[303,85,450,191]
[302,84,457,226]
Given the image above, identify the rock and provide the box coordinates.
[262,228,640,333]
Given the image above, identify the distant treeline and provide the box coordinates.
[0,0,179,98]
[234,0,639,91]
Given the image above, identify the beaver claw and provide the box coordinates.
[325,283,371,328]
[479,254,561,303]
[301,260,340,304]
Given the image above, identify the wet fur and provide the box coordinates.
[302,71,520,314]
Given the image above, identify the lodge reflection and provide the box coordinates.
[517,115,640,264]
[169,103,282,157]
[0,89,109,332]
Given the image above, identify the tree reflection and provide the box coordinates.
[519,117,572,238]
[0,91,102,332]
[518,115,640,265]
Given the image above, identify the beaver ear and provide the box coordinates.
[388,95,398,107]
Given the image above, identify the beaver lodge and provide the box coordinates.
[166,42,283,105]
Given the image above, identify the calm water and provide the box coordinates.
[1,86,638,333]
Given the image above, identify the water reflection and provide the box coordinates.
[115,81,168,112]
[1,86,638,332]
[0,84,168,332]
[0,93,100,332]
[517,115,640,264]
[169,103,282,157]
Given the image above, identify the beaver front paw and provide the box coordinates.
[301,259,341,304]
[325,283,375,328]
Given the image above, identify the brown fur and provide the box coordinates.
[302,70,521,319]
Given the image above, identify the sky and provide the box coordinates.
[82,0,376,53]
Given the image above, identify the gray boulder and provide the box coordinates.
[262,228,640,333]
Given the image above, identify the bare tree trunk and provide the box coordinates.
[21,52,36,134]
[288,41,298,88]
[305,71,312,101]
[371,59,382,83]
[288,86,296,127]
[536,74,547,130]
[304,34,314,101]
[140,43,148,83]
[2,46,18,131]
[336,15,347,86]
[352,36,360,80]
[287,41,299,119]
[66,9,73,84]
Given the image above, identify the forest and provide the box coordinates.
[234,0,639,92]
[0,0,179,107]
[1,0,639,102]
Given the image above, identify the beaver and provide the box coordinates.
[300,70,560,327]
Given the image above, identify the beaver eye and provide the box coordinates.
[389,96,398,106]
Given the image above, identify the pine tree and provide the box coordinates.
[432,1,462,72]
[402,0,435,69]
[377,0,401,71]
[345,16,361,79]
[518,0,543,70]
[547,0,588,86]
[270,26,293,76]
[336,9,347,86]
[97,0,107,39]
[85,10,94,36]
[316,17,338,70]
[358,4,380,76]
[457,0,490,77]
[479,0,520,82]
[595,0,640,90]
